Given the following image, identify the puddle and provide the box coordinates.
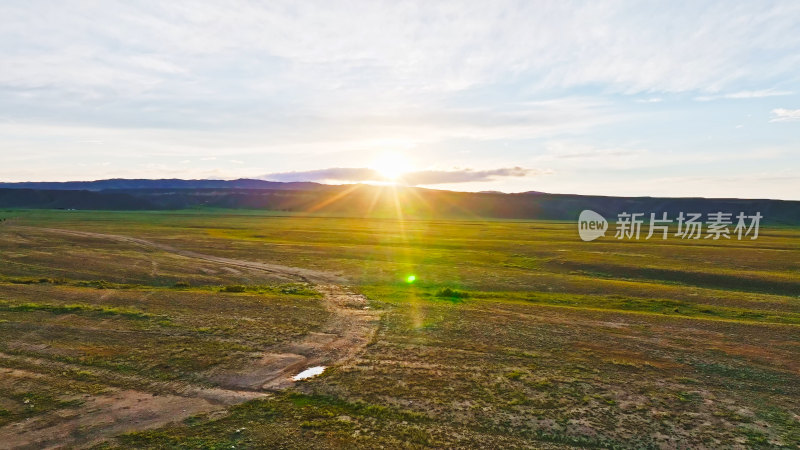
[292,366,326,381]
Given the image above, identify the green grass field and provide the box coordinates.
[1,209,798,448]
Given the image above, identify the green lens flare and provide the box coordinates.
[406,275,416,283]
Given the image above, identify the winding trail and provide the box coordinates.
[29,227,345,284]
[0,226,379,449]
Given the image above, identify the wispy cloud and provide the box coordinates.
[403,167,537,185]
[261,167,539,185]
[263,168,382,183]
[2,1,799,125]
[636,98,663,103]
[694,89,794,101]
[770,108,800,122]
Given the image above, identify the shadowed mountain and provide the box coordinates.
[0,188,154,210]
[0,178,322,191]
[1,180,798,225]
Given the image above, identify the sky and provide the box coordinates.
[1,1,799,199]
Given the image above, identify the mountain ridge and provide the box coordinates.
[0,179,798,225]
[0,178,323,191]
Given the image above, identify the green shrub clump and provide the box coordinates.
[220,285,247,293]
[434,287,469,299]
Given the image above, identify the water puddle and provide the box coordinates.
[292,366,326,381]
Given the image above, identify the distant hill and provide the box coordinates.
[0,178,322,191]
[1,180,798,225]
[0,188,153,210]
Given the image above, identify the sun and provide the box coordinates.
[371,152,412,181]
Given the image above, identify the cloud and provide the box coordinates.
[636,98,663,103]
[694,89,794,101]
[2,1,799,135]
[770,108,800,122]
[261,166,539,185]
[402,167,536,185]
[263,168,383,183]
[3,1,800,122]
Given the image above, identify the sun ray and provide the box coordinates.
[303,183,363,214]
[363,184,385,218]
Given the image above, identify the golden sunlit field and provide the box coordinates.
[1,209,799,449]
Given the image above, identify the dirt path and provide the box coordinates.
[211,284,377,391]
[1,226,379,449]
[24,227,345,284]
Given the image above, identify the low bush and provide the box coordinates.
[220,285,247,293]
[434,287,469,299]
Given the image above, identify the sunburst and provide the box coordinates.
[371,152,412,181]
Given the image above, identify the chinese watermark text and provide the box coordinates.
[578,210,762,241]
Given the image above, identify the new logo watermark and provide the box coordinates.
[578,210,608,241]
[578,210,762,241]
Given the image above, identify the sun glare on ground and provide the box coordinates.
[371,152,412,182]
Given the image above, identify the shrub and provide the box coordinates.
[505,370,525,381]
[279,284,315,295]
[75,280,112,289]
[434,287,469,299]
[221,285,247,293]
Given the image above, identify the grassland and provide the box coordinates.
[1,209,798,448]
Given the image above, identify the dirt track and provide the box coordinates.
[0,226,379,449]
[29,227,345,284]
